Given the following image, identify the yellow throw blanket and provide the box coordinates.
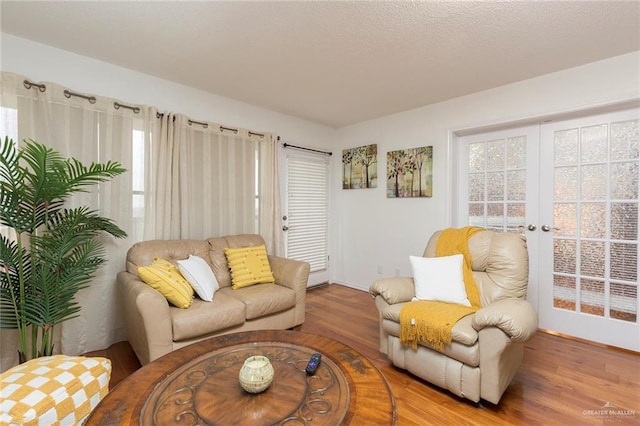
[400,226,482,350]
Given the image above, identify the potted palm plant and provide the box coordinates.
[0,137,127,363]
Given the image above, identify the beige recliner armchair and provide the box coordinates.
[369,229,538,404]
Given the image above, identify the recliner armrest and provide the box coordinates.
[472,299,538,342]
[369,277,415,305]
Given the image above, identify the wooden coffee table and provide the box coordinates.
[86,330,396,425]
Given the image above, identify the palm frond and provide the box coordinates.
[63,158,126,192]
[20,140,69,204]
[46,207,127,239]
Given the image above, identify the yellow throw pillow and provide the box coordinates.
[224,245,275,289]
[138,257,194,308]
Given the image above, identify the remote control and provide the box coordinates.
[305,353,322,375]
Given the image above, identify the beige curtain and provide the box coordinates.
[259,136,284,256]
[145,109,283,252]
[0,72,149,371]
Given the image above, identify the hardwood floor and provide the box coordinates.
[86,284,640,425]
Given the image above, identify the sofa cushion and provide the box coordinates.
[138,258,194,308]
[126,239,211,275]
[171,292,246,341]
[219,285,296,320]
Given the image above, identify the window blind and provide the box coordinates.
[286,156,329,272]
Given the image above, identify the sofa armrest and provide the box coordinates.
[117,271,173,365]
[369,277,415,305]
[268,255,310,292]
[472,299,538,342]
[268,255,310,326]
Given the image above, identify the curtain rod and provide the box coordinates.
[23,80,46,92]
[155,112,264,137]
[64,89,96,104]
[114,101,141,114]
[24,80,141,113]
[283,143,332,156]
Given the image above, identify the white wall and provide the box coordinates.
[1,33,334,148]
[330,51,640,291]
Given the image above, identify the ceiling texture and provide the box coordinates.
[1,1,639,128]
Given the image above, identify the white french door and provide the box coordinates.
[539,109,639,351]
[457,125,540,309]
[458,107,640,351]
[283,150,330,286]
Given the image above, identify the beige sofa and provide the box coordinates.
[118,234,310,365]
[369,229,538,404]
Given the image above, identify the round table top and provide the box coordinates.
[86,330,396,425]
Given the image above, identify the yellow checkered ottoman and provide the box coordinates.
[0,355,111,425]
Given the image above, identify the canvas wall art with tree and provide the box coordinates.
[342,144,377,189]
[387,146,433,198]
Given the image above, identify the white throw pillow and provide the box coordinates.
[409,254,471,306]
[177,255,219,302]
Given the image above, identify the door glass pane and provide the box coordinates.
[468,173,484,201]
[580,240,605,278]
[553,203,577,237]
[507,203,525,229]
[469,203,485,227]
[611,203,638,240]
[611,119,639,160]
[487,139,504,170]
[553,275,576,310]
[611,161,639,199]
[554,167,577,200]
[487,203,505,230]
[554,128,578,164]
[506,136,526,168]
[487,172,504,201]
[469,142,485,172]
[581,203,606,238]
[581,164,607,200]
[554,239,576,274]
[506,170,526,200]
[610,242,638,282]
[580,124,608,163]
[611,283,638,322]
[580,279,605,316]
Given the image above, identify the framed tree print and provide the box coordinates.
[342,144,377,189]
[387,146,433,198]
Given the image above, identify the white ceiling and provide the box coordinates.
[1,1,639,128]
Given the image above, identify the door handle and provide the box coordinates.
[282,226,289,231]
[527,224,537,231]
[541,225,559,232]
